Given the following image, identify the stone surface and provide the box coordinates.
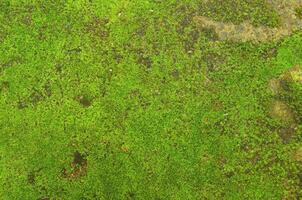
[270,100,295,124]
[194,0,302,42]
[293,146,302,162]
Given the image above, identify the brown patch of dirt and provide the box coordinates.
[194,0,302,42]
[138,56,152,69]
[269,78,283,95]
[269,66,302,95]
[268,66,301,141]
[73,151,87,166]
[270,100,295,124]
[293,146,302,162]
[273,66,302,90]
[76,95,92,108]
[194,16,287,43]
[62,151,88,180]
[296,5,302,19]
[287,65,302,83]
[85,17,110,40]
[278,125,297,143]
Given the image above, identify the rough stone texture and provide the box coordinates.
[287,66,302,83]
[194,0,302,42]
[293,146,302,162]
[270,100,295,124]
[268,66,302,143]
[269,66,302,95]
[269,78,283,95]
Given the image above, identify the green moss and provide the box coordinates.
[0,1,301,199]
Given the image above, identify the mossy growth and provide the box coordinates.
[0,1,302,199]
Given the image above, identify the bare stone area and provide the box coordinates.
[194,0,302,42]
[268,66,302,143]
[293,146,302,162]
